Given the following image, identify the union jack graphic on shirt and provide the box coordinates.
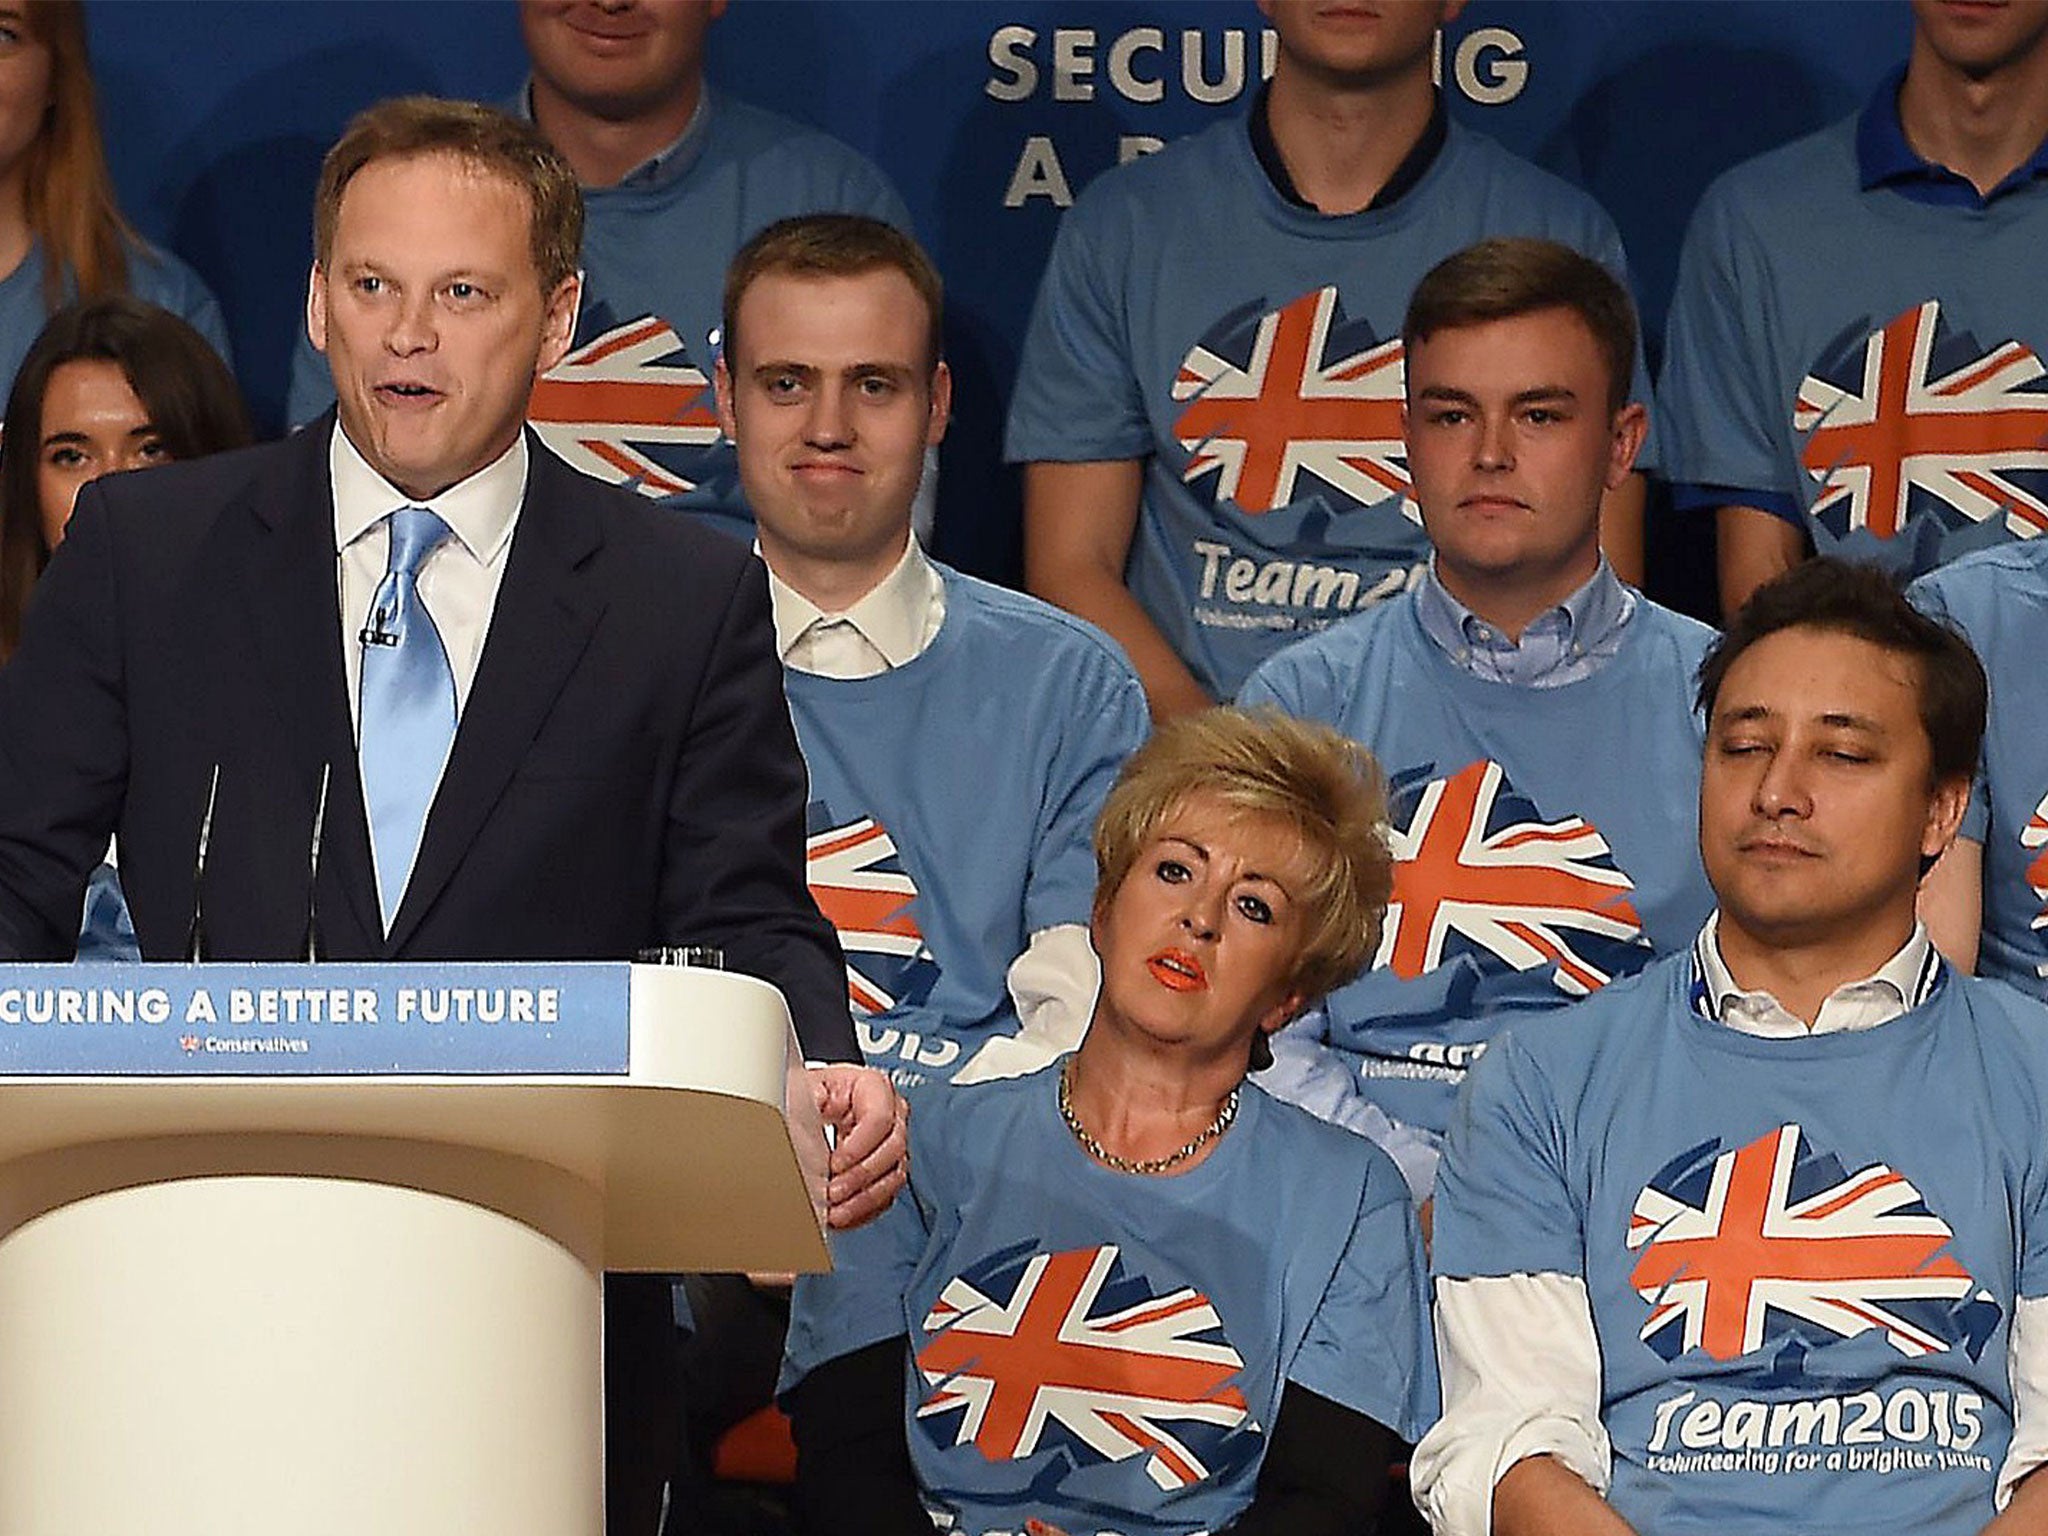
[1628,1124,2000,1365]
[915,1243,1256,1493]
[1171,287,1416,520]
[805,806,938,1015]
[527,307,726,499]
[1794,300,2048,544]
[1377,760,1649,996]
[2024,789,2048,977]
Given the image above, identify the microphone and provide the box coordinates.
[185,763,219,963]
[359,602,400,649]
[303,763,331,963]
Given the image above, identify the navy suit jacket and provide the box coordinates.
[0,421,855,1061]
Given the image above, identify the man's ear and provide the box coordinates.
[536,271,582,376]
[306,264,329,355]
[926,360,952,449]
[1606,400,1649,488]
[1921,772,1973,865]
[714,354,738,442]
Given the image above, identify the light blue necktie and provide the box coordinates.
[359,507,457,930]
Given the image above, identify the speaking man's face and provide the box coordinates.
[1701,624,1967,964]
[309,152,578,502]
[716,266,948,596]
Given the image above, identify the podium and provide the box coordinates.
[0,961,829,1536]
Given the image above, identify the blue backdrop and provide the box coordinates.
[86,1,1913,611]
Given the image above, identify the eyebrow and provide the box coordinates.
[752,360,918,381]
[1159,833,1292,894]
[1415,384,1579,408]
[1715,703,1887,733]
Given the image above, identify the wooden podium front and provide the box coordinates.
[0,962,827,1536]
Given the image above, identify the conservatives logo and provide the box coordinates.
[1628,1124,1999,1366]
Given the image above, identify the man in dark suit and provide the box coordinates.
[0,95,903,1534]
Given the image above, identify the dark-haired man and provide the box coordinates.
[1242,237,1713,1202]
[1415,560,2048,1536]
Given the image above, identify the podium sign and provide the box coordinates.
[0,961,827,1536]
[0,961,632,1074]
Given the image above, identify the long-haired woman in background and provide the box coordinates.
[0,1,231,407]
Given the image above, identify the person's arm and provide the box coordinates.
[0,483,130,957]
[1597,474,1646,590]
[664,552,856,1063]
[1920,836,1984,974]
[1410,1275,1616,1536]
[1987,1470,2048,1534]
[1992,1294,2048,1530]
[1226,1382,1394,1536]
[809,1064,908,1228]
[1024,459,1212,722]
[1492,1456,1640,1536]
[1716,503,1807,620]
[785,1336,931,1536]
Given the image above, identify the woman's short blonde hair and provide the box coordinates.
[1093,707,1393,1003]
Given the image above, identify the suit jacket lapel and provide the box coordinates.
[386,440,607,950]
[231,418,382,952]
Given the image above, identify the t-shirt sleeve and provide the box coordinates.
[1021,651,1148,935]
[1285,1145,1440,1446]
[1004,193,1153,465]
[1236,640,1329,720]
[1657,181,1799,516]
[2016,1036,2048,1300]
[1431,1030,1585,1281]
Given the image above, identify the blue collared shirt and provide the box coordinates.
[1856,64,2048,209]
[1413,559,1636,688]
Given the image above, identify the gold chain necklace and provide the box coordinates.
[1057,1058,1238,1175]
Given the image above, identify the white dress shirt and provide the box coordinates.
[1412,918,2048,1533]
[764,538,1099,1074]
[331,425,527,729]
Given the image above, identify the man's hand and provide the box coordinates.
[808,1064,909,1229]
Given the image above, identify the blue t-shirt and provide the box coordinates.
[0,239,231,420]
[786,569,1147,1088]
[287,88,909,540]
[1911,542,2048,996]
[1006,111,1647,700]
[1435,951,2048,1536]
[1240,589,1714,1144]
[785,1066,1437,1536]
[1660,96,2048,578]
